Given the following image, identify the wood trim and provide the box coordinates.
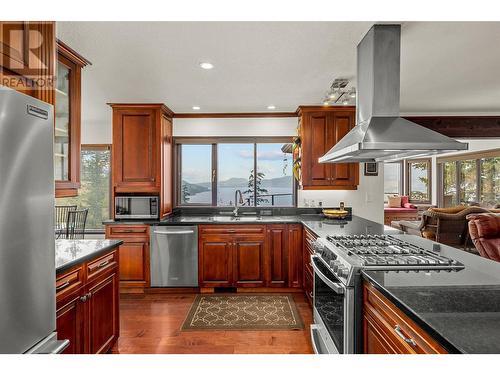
[404,116,500,138]
[107,103,174,118]
[56,39,92,67]
[296,105,356,115]
[174,112,297,118]
[437,148,500,163]
[406,158,432,204]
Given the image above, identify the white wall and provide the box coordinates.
[430,138,500,205]
[297,169,385,223]
[173,117,297,137]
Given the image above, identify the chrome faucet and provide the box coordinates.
[233,190,244,216]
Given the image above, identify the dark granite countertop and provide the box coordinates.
[362,234,500,354]
[105,213,400,238]
[55,239,123,274]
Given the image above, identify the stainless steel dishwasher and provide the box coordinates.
[150,225,198,287]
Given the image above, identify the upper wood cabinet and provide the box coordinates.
[298,106,359,190]
[55,40,91,197]
[109,103,174,218]
[0,21,55,103]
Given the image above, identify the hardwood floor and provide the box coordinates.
[111,292,314,354]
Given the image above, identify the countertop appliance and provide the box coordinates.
[319,24,467,164]
[0,88,68,353]
[310,234,464,354]
[115,195,159,219]
[150,226,198,287]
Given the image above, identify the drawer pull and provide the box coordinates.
[308,291,313,298]
[97,260,110,268]
[56,281,70,291]
[394,325,417,347]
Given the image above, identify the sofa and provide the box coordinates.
[395,205,500,247]
[467,213,500,262]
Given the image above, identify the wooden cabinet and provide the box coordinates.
[233,237,266,287]
[298,106,359,190]
[363,281,447,354]
[54,41,90,197]
[109,103,174,218]
[199,224,302,289]
[55,248,119,354]
[287,224,303,288]
[0,22,56,103]
[105,224,150,293]
[266,225,288,287]
[303,227,317,306]
[87,272,119,354]
[199,236,234,287]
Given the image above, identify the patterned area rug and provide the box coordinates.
[181,294,304,331]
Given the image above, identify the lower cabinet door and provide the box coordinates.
[199,237,233,287]
[266,225,288,287]
[56,288,85,354]
[363,311,399,354]
[233,238,266,287]
[287,224,303,288]
[87,272,119,354]
[118,240,149,288]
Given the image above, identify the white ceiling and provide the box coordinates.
[57,21,500,115]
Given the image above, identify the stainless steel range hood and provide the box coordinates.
[319,24,468,164]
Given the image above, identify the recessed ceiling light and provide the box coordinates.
[199,62,214,70]
[192,106,201,110]
[267,105,276,110]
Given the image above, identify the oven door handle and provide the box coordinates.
[311,255,345,294]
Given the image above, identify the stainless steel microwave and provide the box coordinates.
[115,196,159,219]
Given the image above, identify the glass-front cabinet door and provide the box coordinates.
[55,62,70,181]
[55,40,90,197]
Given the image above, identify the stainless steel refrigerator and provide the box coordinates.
[0,87,68,353]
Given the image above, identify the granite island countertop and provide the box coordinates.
[362,234,500,354]
[55,239,123,274]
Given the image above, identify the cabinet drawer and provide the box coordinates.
[199,225,266,235]
[56,266,84,302]
[363,282,447,354]
[106,225,149,238]
[87,250,118,282]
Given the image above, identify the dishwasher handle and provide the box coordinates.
[153,230,195,235]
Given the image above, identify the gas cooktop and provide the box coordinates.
[313,234,465,287]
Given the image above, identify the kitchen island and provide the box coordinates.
[362,234,500,354]
[55,239,123,354]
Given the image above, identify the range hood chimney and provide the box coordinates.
[319,24,468,164]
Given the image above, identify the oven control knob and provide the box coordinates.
[330,261,339,272]
[338,267,348,278]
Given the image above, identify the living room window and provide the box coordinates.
[406,159,432,203]
[438,149,500,208]
[176,138,295,207]
[383,162,403,202]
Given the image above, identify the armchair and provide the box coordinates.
[467,213,500,262]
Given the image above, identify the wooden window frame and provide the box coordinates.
[383,161,404,202]
[406,158,432,204]
[174,137,297,208]
[437,148,500,207]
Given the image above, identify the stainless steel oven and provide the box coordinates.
[115,196,159,219]
[310,255,355,354]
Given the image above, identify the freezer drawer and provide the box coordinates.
[150,226,198,287]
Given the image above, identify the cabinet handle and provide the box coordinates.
[97,260,110,268]
[308,292,313,298]
[56,281,70,292]
[394,325,417,347]
[80,294,88,302]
